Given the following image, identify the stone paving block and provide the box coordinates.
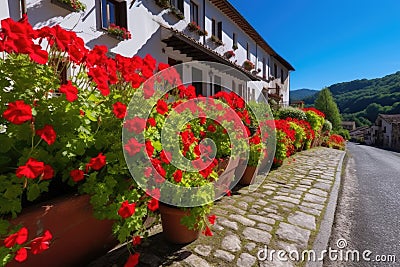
[257,223,273,232]
[247,214,275,225]
[309,188,328,197]
[221,234,241,252]
[229,214,256,226]
[299,206,322,216]
[194,245,212,257]
[287,211,316,230]
[236,253,256,267]
[301,201,324,210]
[303,193,326,204]
[273,196,300,205]
[217,217,239,231]
[243,227,272,243]
[313,182,331,191]
[214,249,235,262]
[244,242,256,252]
[225,205,246,215]
[183,254,211,267]
[276,222,310,246]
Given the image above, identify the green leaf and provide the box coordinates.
[27,183,40,201]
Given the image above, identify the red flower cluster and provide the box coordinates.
[118,200,136,219]
[2,100,32,125]
[36,124,57,145]
[302,107,325,118]
[4,227,52,263]
[107,23,132,40]
[16,158,54,180]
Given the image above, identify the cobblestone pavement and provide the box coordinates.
[89,147,345,267]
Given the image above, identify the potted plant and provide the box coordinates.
[224,50,235,59]
[0,16,164,266]
[187,22,207,36]
[170,7,185,20]
[107,24,132,40]
[243,60,255,71]
[155,0,170,9]
[51,0,86,12]
[239,132,264,185]
[187,21,201,32]
[210,35,223,46]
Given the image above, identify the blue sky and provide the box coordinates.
[228,0,400,90]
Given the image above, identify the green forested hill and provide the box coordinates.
[290,89,319,101]
[303,71,400,126]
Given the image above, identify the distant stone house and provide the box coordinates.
[341,121,356,131]
[364,114,400,151]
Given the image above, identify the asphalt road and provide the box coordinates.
[326,142,400,266]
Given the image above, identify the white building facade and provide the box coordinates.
[1,0,294,104]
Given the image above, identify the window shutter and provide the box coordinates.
[116,1,127,29]
[217,21,222,40]
[212,19,216,36]
[178,0,184,13]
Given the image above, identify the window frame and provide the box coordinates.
[101,0,127,30]
[190,1,199,25]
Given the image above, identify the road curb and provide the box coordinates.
[306,150,347,267]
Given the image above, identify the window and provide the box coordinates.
[273,63,277,78]
[217,21,222,40]
[211,19,222,40]
[214,75,221,94]
[232,80,236,93]
[281,69,284,83]
[171,0,184,13]
[246,43,250,60]
[263,57,266,79]
[233,33,237,47]
[101,0,127,29]
[190,1,198,24]
[238,84,244,99]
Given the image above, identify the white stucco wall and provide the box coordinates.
[21,0,290,103]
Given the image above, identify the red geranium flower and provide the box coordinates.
[16,158,45,179]
[147,118,156,127]
[14,248,28,262]
[30,230,52,255]
[86,153,106,171]
[124,138,144,156]
[118,200,136,219]
[156,100,168,115]
[173,169,182,183]
[36,124,57,145]
[4,227,28,248]
[208,215,216,225]
[2,100,32,125]
[124,117,146,134]
[70,169,85,182]
[132,236,141,246]
[207,124,216,133]
[42,164,54,180]
[147,198,159,211]
[124,252,140,267]
[202,226,213,236]
[59,81,78,102]
[145,141,154,158]
[113,102,127,119]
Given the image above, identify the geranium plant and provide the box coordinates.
[107,24,132,40]
[210,35,223,46]
[53,0,86,12]
[243,60,255,71]
[224,50,235,59]
[0,16,176,265]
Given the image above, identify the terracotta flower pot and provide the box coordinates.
[239,165,259,185]
[8,194,117,267]
[159,204,200,244]
[215,157,240,195]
